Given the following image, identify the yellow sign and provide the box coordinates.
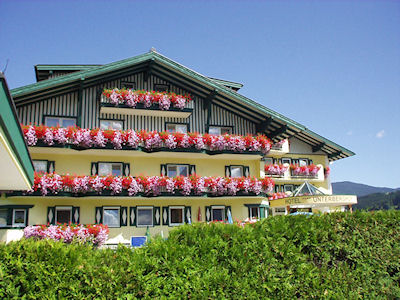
[269,195,357,207]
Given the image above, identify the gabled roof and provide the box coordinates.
[10,50,355,161]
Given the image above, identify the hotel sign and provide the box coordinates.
[270,195,358,207]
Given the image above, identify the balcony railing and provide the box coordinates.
[10,173,275,198]
[22,125,272,155]
[290,165,320,179]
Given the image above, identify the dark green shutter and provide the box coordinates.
[160,164,167,176]
[120,207,128,226]
[153,206,161,226]
[205,206,211,222]
[162,206,169,225]
[260,207,265,219]
[244,166,250,177]
[247,207,251,219]
[91,162,98,175]
[184,206,192,224]
[224,166,231,177]
[47,207,55,225]
[47,161,55,173]
[189,165,196,175]
[225,206,232,222]
[72,207,80,224]
[130,207,137,226]
[123,163,130,176]
[95,207,102,224]
[6,208,12,226]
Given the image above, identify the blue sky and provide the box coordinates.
[1,0,399,188]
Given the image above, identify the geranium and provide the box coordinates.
[102,88,192,110]
[290,164,321,177]
[324,166,330,179]
[23,224,109,247]
[264,164,288,176]
[27,173,275,197]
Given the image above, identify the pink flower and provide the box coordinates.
[127,130,140,148]
[93,130,106,147]
[24,125,37,146]
[54,128,68,144]
[112,131,123,150]
[164,135,177,149]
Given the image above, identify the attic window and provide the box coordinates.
[121,81,135,89]
[154,84,169,92]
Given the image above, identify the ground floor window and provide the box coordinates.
[249,206,259,219]
[0,206,32,228]
[169,206,184,226]
[212,206,225,221]
[137,207,153,227]
[55,207,72,224]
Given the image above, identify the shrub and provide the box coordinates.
[0,211,399,298]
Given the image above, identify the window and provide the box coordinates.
[55,207,72,224]
[100,120,123,130]
[12,209,26,227]
[275,208,286,214]
[137,207,153,227]
[281,158,291,165]
[103,207,120,227]
[284,185,294,193]
[33,160,48,173]
[264,157,273,165]
[208,126,232,135]
[230,166,243,178]
[169,206,184,226]
[299,159,308,167]
[167,164,189,177]
[121,81,135,89]
[166,123,188,133]
[0,209,7,227]
[154,84,169,92]
[212,206,225,221]
[249,207,259,219]
[45,116,76,128]
[98,162,123,176]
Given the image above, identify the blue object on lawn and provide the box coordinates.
[131,236,147,247]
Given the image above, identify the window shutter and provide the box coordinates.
[259,207,266,219]
[6,208,12,226]
[72,207,80,224]
[160,164,167,176]
[47,161,55,173]
[91,162,98,176]
[153,206,161,226]
[225,206,232,222]
[184,206,192,224]
[95,207,103,224]
[244,166,250,177]
[130,207,137,226]
[162,206,169,225]
[205,206,211,222]
[120,207,128,226]
[247,207,251,219]
[189,165,196,175]
[47,207,55,225]
[224,166,231,177]
[123,163,130,176]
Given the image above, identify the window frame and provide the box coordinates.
[298,158,309,167]
[32,160,49,174]
[12,209,27,227]
[169,206,185,226]
[55,206,72,224]
[121,81,136,89]
[284,185,294,193]
[211,205,225,222]
[0,208,8,228]
[43,115,77,128]
[99,119,124,131]
[230,165,244,178]
[207,125,233,135]
[249,206,259,219]
[97,161,124,177]
[165,122,189,133]
[0,205,33,228]
[281,158,291,165]
[264,157,274,165]
[166,164,190,177]
[103,206,121,228]
[136,206,154,227]
[154,83,170,92]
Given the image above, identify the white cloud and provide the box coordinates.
[376,130,385,139]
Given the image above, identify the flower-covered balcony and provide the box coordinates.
[9,173,275,198]
[22,125,272,159]
[269,139,289,154]
[262,163,325,182]
[100,88,193,118]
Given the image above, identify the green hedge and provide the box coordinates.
[1,211,399,298]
